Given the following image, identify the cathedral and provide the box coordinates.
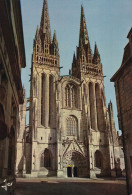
[16,0,124,178]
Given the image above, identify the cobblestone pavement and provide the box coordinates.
[14,177,127,195]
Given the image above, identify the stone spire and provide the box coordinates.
[73,52,76,63]
[40,0,51,41]
[93,42,101,64]
[72,52,76,76]
[35,26,40,40]
[79,5,90,48]
[51,30,59,57]
[53,30,58,46]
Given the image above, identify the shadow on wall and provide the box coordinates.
[17,156,24,174]
[40,148,55,177]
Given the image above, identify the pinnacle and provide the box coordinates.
[53,30,57,43]
[94,42,100,57]
[72,52,76,63]
[94,42,99,54]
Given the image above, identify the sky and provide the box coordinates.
[20,0,132,131]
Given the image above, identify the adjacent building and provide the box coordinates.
[0,0,26,192]
[111,28,132,195]
[16,0,124,178]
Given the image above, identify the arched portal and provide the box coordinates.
[95,150,103,169]
[63,151,88,178]
[67,166,72,177]
[40,148,52,170]
[44,148,51,168]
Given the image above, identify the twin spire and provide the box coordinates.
[39,0,58,47]
[38,0,101,66]
[40,0,51,40]
[78,5,101,64]
[79,6,90,47]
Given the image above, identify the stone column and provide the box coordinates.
[44,74,49,127]
[87,83,91,128]
[41,74,45,126]
[53,77,56,128]
[93,83,98,131]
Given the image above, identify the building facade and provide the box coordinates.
[16,0,124,178]
[111,28,132,195]
[0,0,26,192]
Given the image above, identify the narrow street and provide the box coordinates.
[14,178,127,195]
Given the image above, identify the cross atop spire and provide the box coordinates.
[79,5,90,47]
[40,0,51,40]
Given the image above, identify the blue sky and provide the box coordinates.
[20,0,132,130]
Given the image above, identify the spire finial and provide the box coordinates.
[79,5,90,47]
[40,0,51,40]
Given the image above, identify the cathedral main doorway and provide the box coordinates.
[67,166,78,177]
[67,167,72,177]
[63,150,87,178]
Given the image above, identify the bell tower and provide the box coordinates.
[72,6,103,80]
[27,0,60,175]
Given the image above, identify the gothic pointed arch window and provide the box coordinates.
[66,115,78,136]
[65,83,78,108]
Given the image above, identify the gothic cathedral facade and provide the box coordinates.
[16,0,124,178]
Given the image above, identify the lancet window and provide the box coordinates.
[65,83,77,108]
[66,116,77,136]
